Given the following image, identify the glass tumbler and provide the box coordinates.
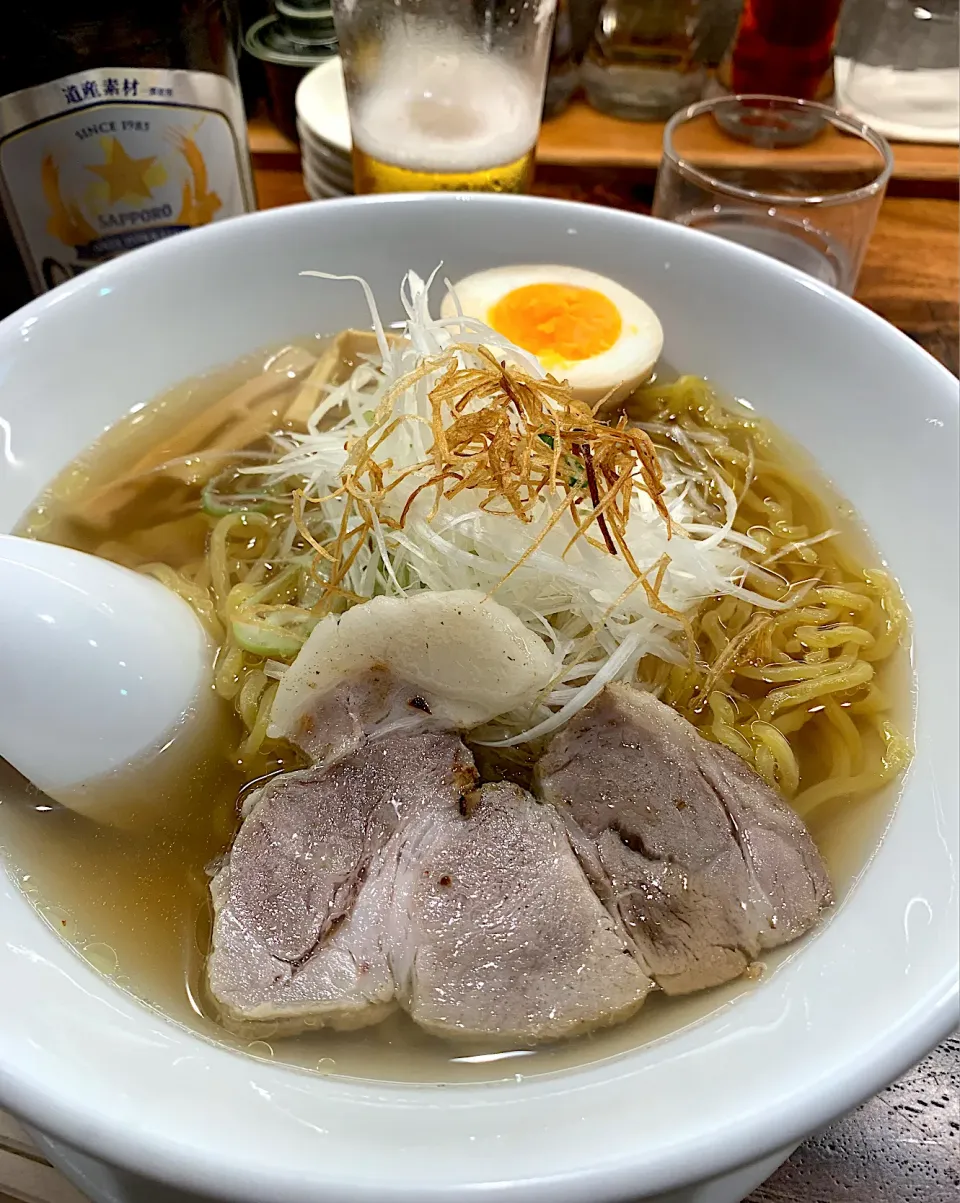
[653,94,893,294]
[330,0,558,195]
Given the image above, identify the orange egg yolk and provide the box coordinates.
[488,283,622,367]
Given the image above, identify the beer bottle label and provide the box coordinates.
[0,67,254,292]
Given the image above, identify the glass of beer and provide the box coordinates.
[331,0,558,195]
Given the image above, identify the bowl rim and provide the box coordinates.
[0,193,957,1203]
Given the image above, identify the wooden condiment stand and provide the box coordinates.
[249,102,960,182]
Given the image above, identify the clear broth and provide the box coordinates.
[0,345,911,1083]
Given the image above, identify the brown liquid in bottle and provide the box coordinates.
[718,0,843,102]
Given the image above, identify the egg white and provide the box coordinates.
[440,265,664,406]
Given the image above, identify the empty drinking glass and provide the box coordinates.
[652,94,893,294]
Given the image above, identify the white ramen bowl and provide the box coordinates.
[0,195,957,1203]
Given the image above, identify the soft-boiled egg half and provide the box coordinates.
[441,265,664,406]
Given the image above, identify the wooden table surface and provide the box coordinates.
[1,154,956,1203]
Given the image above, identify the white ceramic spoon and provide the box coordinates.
[0,535,223,825]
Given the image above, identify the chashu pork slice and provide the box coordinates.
[207,729,477,1035]
[535,683,832,995]
[393,781,653,1044]
[208,726,652,1042]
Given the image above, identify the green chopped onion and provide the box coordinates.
[232,621,305,659]
[202,468,281,516]
[536,432,583,485]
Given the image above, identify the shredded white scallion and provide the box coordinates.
[243,268,786,743]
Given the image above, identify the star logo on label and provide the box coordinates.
[86,137,157,203]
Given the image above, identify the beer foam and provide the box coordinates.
[350,34,542,174]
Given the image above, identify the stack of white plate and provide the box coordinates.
[295,57,354,200]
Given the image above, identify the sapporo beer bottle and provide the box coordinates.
[0,1,255,315]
